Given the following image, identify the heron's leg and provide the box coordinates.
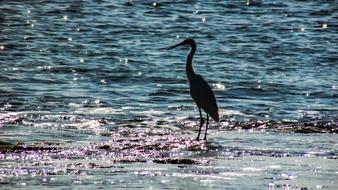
[204,114,209,140]
[196,107,204,141]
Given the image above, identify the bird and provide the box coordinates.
[167,38,219,141]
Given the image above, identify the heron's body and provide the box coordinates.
[168,38,219,140]
[189,74,219,122]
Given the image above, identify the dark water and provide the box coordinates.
[0,0,337,189]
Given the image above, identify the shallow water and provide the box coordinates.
[0,0,337,189]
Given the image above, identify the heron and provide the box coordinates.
[167,38,219,141]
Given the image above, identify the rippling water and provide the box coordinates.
[0,0,337,189]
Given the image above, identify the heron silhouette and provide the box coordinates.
[167,38,219,141]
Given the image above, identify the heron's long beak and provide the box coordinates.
[167,41,186,50]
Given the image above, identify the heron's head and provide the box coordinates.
[167,38,196,50]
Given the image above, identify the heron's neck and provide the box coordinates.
[186,45,196,82]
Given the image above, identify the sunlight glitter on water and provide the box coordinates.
[212,83,225,91]
[322,23,328,29]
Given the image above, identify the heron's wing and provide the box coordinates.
[189,74,219,122]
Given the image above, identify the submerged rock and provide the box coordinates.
[153,158,205,165]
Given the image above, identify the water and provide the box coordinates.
[0,0,337,189]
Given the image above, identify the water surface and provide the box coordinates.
[0,0,337,189]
